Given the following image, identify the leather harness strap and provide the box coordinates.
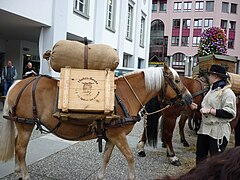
[84,37,88,69]
[12,77,37,116]
[5,76,62,134]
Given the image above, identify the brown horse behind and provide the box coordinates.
[137,76,240,166]
[137,76,207,165]
[0,65,192,180]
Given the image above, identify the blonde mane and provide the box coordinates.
[143,67,179,92]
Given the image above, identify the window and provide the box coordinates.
[192,37,201,46]
[194,19,202,28]
[195,1,203,12]
[221,20,227,30]
[139,14,146,47]
[126,2,134,40]
[74,0,90,18]
[138,58,144,69]
[182,19,191,29]
[173,19,180,28]
[106,0,116,31]
[222,2,229,13]
[181,36,189,46]
[160,0,167,12]
[152,1,157,12]
[206,1,214,12]
[123,53,133,68]
[229,21,236,30]
[171,36,179,46]
[204,18,213,27]
[183,2,192,12]
[228,39,234,49]
[231,3,237,14]
[174,2,182,12]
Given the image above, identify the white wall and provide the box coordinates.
[0,0,53,26]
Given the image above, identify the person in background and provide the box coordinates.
[190,64,236,164]
[22,62,37,79]
[2,59,17,96]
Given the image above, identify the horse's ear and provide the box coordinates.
[163,63,170,72]
[163,63,171,74]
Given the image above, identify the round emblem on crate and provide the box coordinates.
[75,77,100,101]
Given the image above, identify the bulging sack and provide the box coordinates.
[43,40,119,72]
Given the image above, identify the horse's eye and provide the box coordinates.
[175,79,180,83]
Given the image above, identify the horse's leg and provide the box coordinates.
[15,123,34,180]
[179,115,189,147]
[136,129,146,157]
[112,133,135,180]
[14,135,21,172]
[98,140,115,180]
[160,117,166,148]
[162,115,181,166]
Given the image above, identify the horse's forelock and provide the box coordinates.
[169,67,179,79]
[143,67,163,92]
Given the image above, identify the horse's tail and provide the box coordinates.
[0,118,15,162]
[0,80,20,162]
[146,113,161,148]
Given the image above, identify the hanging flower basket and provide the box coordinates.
[197,27,237,73]
[198,27,227,57]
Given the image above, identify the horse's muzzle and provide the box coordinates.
[183,93,193,106]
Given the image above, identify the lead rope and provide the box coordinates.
[123,75,171,149]
[123,76,171,116]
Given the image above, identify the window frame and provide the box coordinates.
[171,36,179,46]
[183,1,192,12]
[173,19,181,29]
[126,1,135,41]
[174,2,182,12]
[206,1,214,12]
[139,12,146,47]
[106,0,116,32]
[159,0,167,12]
[194,19,203,28]
[181,36,189,46]
[195,1,204,12]
[182,19,191,29]
[192,36,201,46]
[222,2,229,13]
[230,3,237,14]
[204,18,213,27]
[73,0,90,19]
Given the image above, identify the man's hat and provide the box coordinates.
[209,64,229,78]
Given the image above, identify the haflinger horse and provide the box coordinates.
[137,76,207,166]
[159,146,240,180]
[0,64,192,180]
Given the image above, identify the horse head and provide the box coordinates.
[162,64,192,106]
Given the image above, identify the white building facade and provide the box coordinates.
[0,0,152,80]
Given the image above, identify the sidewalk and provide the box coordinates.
[0,109,197,180]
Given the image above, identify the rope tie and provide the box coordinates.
[123,76,171,116]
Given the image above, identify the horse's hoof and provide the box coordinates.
[18,178,23,180]
[138,151,146,157]
[162,142,166,148]
[170,160,181,166]
[182,141,189,147]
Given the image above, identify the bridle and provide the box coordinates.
[122,71,188,116]
[161,73,188,107]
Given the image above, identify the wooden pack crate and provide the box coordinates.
[228,73,240,95]
[198,54,237,73]
[58,67,115,113]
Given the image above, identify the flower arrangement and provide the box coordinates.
[198,27,227,57]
